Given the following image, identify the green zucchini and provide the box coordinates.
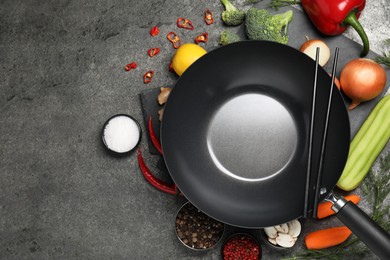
[337,94,390,191]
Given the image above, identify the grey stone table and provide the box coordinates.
[1,0,389,259]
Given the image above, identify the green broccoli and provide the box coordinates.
[245,8,293,44]
[220,30,241,46]
[221,0,246,26]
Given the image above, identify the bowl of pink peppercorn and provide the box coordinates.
[222,233,262,260]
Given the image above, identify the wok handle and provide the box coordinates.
[333,197,390,259]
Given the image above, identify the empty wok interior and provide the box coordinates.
[161,41,350,228]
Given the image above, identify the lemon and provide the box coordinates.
[171,43,207,76]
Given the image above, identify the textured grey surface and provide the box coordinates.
[0,0,389,259]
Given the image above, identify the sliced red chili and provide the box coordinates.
[124,62,137,71]
[167,32,181,49]
[168,61,174,72]
[147,48,160,57]
[149,26,160,37]
[148,116,162,154]
[195,32,209,44]
[143,70,154,84]
[204,9,214,25]
[177,18,194,30]
[137,148,178,195]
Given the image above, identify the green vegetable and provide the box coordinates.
[245,8,293,44]
[361,152,390,231]
[375,53,390,68]
[221,0,246,26]
[220,30,241,45]
[269,0,300,10]
[374,39,390,68]
[337,94,390,191]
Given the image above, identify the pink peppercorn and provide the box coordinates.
[222,234,260,260]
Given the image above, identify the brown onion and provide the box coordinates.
[328,73,341,91]
[340,58,387,110]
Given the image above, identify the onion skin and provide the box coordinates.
[340,59,387,110]
[328,73,341,91]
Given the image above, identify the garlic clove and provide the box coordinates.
[276,233,295,248]
[275,223,289,234]
[268,237,277,245]
[264,226,278,238]
[287,219,301,238]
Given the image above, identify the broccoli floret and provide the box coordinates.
[245,8,293,44]
[221,0,245,26]
[220,30,241,45]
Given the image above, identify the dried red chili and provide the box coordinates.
[195,33,209,44]
[147,48,160,57]
[149,26,160,37]
[167,32,181,49]
[204,9,214,25]
[137,148,178,195]
[222,234,260,260]
[148,116,163,154]
[176,18,194,30]
[124,62,137,71]
[143,70,154,84]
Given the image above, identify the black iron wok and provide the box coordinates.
[161,41,390,258]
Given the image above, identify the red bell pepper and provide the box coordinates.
[301,0,369,57]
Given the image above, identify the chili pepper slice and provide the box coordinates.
[168,61,174,72]
[167,32,181,49]
[143,70,154,84]
[176,18,194,30]
[137,148,178,195]
[148,116,163,154]
[204,9,214,25]
[147,48,160,57]
[124,62,137,71]
[194,32,209,44]
[149,26,160,37]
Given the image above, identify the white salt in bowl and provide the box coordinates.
[102,114,141,154]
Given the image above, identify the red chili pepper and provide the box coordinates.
[301,0,369,56]
[176,18,194,30]
[124,62,137,71]
[147,48,160,57]
[204,9,214,25]
[167,32,181,49]
[149,26,160,37]
[143,70,154,84]
[194,32,209,44]
[148,116,163,155]
[137,148,178,195]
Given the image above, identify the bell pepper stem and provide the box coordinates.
[343,11,369,57]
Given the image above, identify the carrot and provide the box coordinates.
[316,194,360,219]
[305,226,352,250]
